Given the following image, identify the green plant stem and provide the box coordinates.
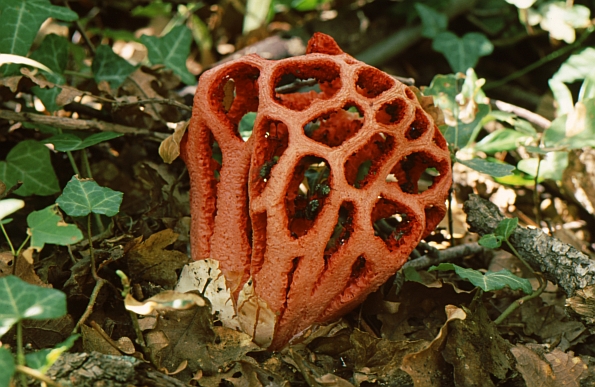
[494,239,547,325]
[15,365,64,387]
[533,153,542,227]
[66,151,81,176]
[0,223,16,256]
[15,235,30,258]
[63,69,94,79]
[72,215,104,334]
[494,273,547,325]
[484,26,595,90]
[16,321,27,387]
[81,152,105,234]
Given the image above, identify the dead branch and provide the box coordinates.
[0,109,168,140]
[463,194,595,297]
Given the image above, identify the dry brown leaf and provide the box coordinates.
[159,121,188,164]
[126,229,189,287]
[0,75,23,92]
[401,305,466,387]
[511,344,557,387]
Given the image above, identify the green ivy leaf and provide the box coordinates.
[474,129,529,154]
[0,346,15,387]
[517,152,569,181]
[440,104,491,149]
[456,157,515,177]
[238,112,256,140]
[0,0,78,57]
[45,132,123,152]
[0,140,60,196]
[403,266,423,283]
[495,217,518,240]
[478,233,502,249]
[432,31,494,73]
[92,45,136,89]
[57,176,123,217]
[28,34,70,112]
[27,205,83,251]
[429,263,533,294]
[0,275,67,337]
[25,334,79,373]
[415,3,448,39]
[141,25,195,85]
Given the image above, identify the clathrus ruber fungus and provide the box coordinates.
[181,33,451,349]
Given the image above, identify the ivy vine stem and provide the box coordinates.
[494,239,547,324]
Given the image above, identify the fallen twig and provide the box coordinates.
[0,109,168,140]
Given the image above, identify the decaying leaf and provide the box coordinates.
[176,259,240,330]
[126,228,189,287]
[401,305,466,387]
[159,121,189,164]
[236,278,277,348]
[124,290,205,315]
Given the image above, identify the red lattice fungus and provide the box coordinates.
[181,33,451,349]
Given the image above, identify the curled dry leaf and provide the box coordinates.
[124,290,206,315]
[159,121,189,164]
[176,259,240,330]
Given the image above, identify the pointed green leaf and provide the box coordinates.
[57,176,123,217]
[92,45,136,89]
[27,205,83,250]
[46,132,123,152]
[0,346,15,386]
[456,157,515,177]
[0,0,78,58]
[517,152,568,181]
[429,263,533,294]
[495,217,518,240]
[141,25,195,85]
[478,233,502,249]
[0,275,67,337]
[474,128,529,154]
[29,34,69,73]
[0,140,60,196]
[432,31,493,73]
[415,3,448,39]
[440,104,491,149]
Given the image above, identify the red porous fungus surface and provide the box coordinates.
[181,33,452,349]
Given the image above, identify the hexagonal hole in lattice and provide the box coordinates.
[386,152,448,194]
[376,98,409,126]
[211,64,260,141]
[355,66,395,98]
[344,133,396,189]
[273,60,342,111]
[304,104,364,147]
[371,197,415,251]
[285,156,332,238]
[251,119,290,196]
[406,108,431,140]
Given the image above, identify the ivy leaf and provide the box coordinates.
[474,128,529,154]
[141,25,195,85]
[0,347,15,386]
[57,176,123,217]
[46,132,123,152]
[415,3,448,39]
[0,140,60,196]
[0,0,78,57]
[25,334,79,373]
[517,152,569,181]
[92,45,136,89]
[478,234,502,249]
[27,205,83,251]
[0,275,67,337]
[28,35,70,112]
[432,31,494,73]
[429,263,533,294]
[495,217,518,240]
[456,157,515,177]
